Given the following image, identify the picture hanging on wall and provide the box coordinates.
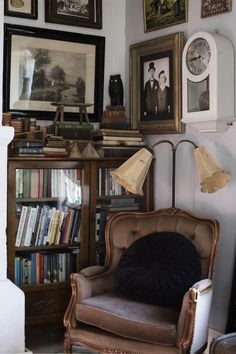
[4,0,38,19]
[3,24,105,122]
[143,0,188,32]
[130,32,184,134]
[45,0,102,29]
[201,0,232,18]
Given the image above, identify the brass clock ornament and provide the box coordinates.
[182,31,235,132]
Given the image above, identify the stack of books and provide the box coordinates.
[12,140,44,156]
[55,122,94,140]
[43,136,68,157]
[92,129,146,157]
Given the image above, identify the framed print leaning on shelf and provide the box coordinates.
[130,32,184,135]
[45,0,102,29]
[3,24,105,122]
[143,0,188,32]
[4,0,38,19]
[201,0,232,18]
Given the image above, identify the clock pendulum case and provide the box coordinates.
[182,31,235,132]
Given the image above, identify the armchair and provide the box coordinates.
[64,208,219,354]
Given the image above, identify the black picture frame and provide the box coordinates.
[3,24,105,122]
[4,0,38,19]
[45,0,102,29]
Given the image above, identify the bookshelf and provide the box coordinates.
[7,156,153,329]
[89,159,154,266]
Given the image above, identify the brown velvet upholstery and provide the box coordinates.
[64,208,219,354]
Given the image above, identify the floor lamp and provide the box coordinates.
[111,139,230,208]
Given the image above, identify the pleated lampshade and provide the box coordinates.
[110,148,153,195]
[194,146,230,193]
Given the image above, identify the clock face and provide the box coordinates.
[186,37,211,75]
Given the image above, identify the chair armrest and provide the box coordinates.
[64,268,117,331]
[178,278,213,354]
[76,266,118,302]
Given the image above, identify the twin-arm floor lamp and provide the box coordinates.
[111,140,230,208]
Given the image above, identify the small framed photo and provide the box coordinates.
[4,0,38,19]
[201,0,232,18]
[3,24,105,122]
[143,0,188,32]
[130,32,184,135]
[45,0,102,29]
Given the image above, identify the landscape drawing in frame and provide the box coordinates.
[3,24,105,122]
[143,0,188,32]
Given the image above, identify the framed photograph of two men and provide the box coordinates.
[143,0,188,32]
[130,32,184,135]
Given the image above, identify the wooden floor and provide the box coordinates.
[26,327,222,354]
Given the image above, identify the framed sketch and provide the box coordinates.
[143,0,188,32]
[201,0,232,18]
[130,32,184,135]
[3,24,105,122]
[45,0,102,29]
[4,0,38,19]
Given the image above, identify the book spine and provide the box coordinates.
[15,206,28,247]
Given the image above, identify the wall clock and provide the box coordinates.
[182,31,235,132]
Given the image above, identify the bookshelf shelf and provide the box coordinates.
[15,243,80,252]
[7,156,153,330]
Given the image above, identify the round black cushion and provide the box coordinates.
[116,231,201,307]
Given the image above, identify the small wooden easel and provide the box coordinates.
[51,102,93,128]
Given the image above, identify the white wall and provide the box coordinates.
[126,0,236,332]
[4,0,127,109]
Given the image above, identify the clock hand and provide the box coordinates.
[190,55,203,62]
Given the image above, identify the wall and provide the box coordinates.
[126,0,236,332]
[4,0,127,110]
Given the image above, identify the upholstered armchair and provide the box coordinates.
[64,208,219,354]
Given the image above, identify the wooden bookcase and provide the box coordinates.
[7,156,153,329]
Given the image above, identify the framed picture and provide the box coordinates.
[3,24,105,122]
[143,0,188,32]
[45,0,102,29]
[201,0,232,18]
[130,32,184,135]
[4,0,38,19]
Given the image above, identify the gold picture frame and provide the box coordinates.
[130,32,184,135]
[143,0,188,32]
[201,0,232,18]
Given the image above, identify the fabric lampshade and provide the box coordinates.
[194,146,230,193]
[110,148,153,195]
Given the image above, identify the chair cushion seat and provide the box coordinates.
[76,290,180,346]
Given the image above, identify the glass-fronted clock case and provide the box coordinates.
[182,31,235,132]
[187,77,209,113]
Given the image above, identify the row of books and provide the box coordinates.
[97,168,128,197]
[12,140,44,157]
[15,205,81,247]
[95,199,139,241]
[16,168,82,204]
[15,252,77,286]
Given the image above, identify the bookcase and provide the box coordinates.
[7,156,153,329]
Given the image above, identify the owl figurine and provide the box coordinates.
[109,74,124,107]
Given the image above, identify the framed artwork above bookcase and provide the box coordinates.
[7,156,154,329]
